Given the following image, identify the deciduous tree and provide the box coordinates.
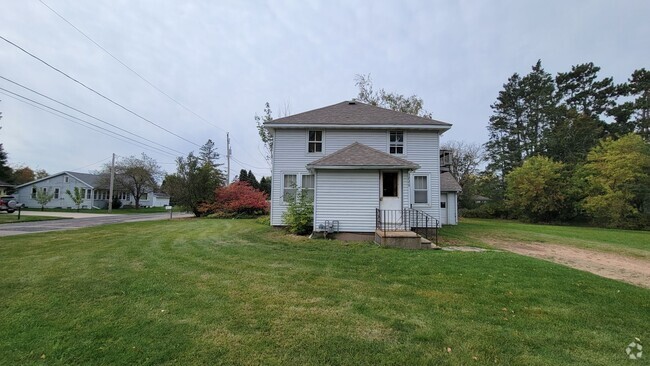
[505,156,568,222]
[66,187,84,212]
[581,134,650,227]
[354,74,432,117]
[101,153,163,209]
[34,187,54,211]
[164,140,225,216]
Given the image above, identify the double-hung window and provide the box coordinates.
[413,175,429,204]
[389,131,404,154]
[302,175,314,201]
[308,130,323,153]
[283,174,297,203]
[54,188,60,199]
[31,187,37,199]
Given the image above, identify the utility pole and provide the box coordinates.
[226,132,232,184]
[108,153,115,213]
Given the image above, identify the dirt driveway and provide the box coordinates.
[485,239,650,289]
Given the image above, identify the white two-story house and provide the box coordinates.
[265,100,456,243]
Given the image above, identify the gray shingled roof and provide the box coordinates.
[66,172,104,188]
[266,101,451,127]
[307,142,420,169]
[441,171,462,192]
[0,180,13,187]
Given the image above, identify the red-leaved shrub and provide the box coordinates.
[198,181,268,217]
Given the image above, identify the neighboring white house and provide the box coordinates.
[15,171,169,209]
[265,100,458,236]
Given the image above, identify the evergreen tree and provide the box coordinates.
[259,176,271,196]
[238,169,248,183]
[247,170,260,190]
[555,62,618,121]
[485,61,557,180]
[628,68,650,140]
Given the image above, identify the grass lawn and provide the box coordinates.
[441,218,650,259]
[22,206,184,215]
[1,219,648,365]
[0,214,64,224]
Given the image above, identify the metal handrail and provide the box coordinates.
[375,208,439,244]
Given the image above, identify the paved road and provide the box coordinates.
[0,212,194,237]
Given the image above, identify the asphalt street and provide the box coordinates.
[0,212,194,237]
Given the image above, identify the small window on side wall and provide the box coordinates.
[413,175,428,204]
[302,175,314,201]
[283,174,297,203]
[308,130,322,153]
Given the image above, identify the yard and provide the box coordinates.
[0,218,648,365]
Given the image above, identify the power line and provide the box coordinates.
[69,156,111,172]
[0,34,201,148]
[0,88,178,158]
[0,75,184,156]
[231,156,269,170]
[35,1,270,165]
[38,0,229,136]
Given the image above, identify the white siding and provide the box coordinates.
[403,131,441,224]
[270,128,442,228]
[315,170,379,232]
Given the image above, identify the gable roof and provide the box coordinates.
[16,171,102,189]
[440,171,462,192]
[0,180,13,187]
[307,142,420,170]
[265,101,451,129]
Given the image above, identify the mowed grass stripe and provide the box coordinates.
[0,219,648,365]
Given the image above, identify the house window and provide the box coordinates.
[389,131,404,154]
[302,175,314,201]
[31,187,37,199]
[413,176,428,204]
[86,190,92,199]
[441,202,446,209]
[283,174,297,203]
[141,193,148,201]
[53,188,60,199]
[308,130,322,153]
[64,176,69,183]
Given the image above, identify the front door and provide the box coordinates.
[380,171,401,222]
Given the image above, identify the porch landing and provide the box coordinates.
[374,230,440,250]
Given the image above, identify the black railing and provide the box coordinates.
[375,208,439,244]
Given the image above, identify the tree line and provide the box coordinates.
[472,61,649,228]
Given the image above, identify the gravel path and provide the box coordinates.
[486,239,650,289]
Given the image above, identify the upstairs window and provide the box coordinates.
[64,176,69,183]
[389,131,404,154]
[308,130,323,153]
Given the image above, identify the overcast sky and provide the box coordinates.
[1,0,648,180]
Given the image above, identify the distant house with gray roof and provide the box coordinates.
[264,100,459,242]
[14,171,169,209]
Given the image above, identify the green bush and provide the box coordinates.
[283,189,313,235]
[461,202,508,219]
